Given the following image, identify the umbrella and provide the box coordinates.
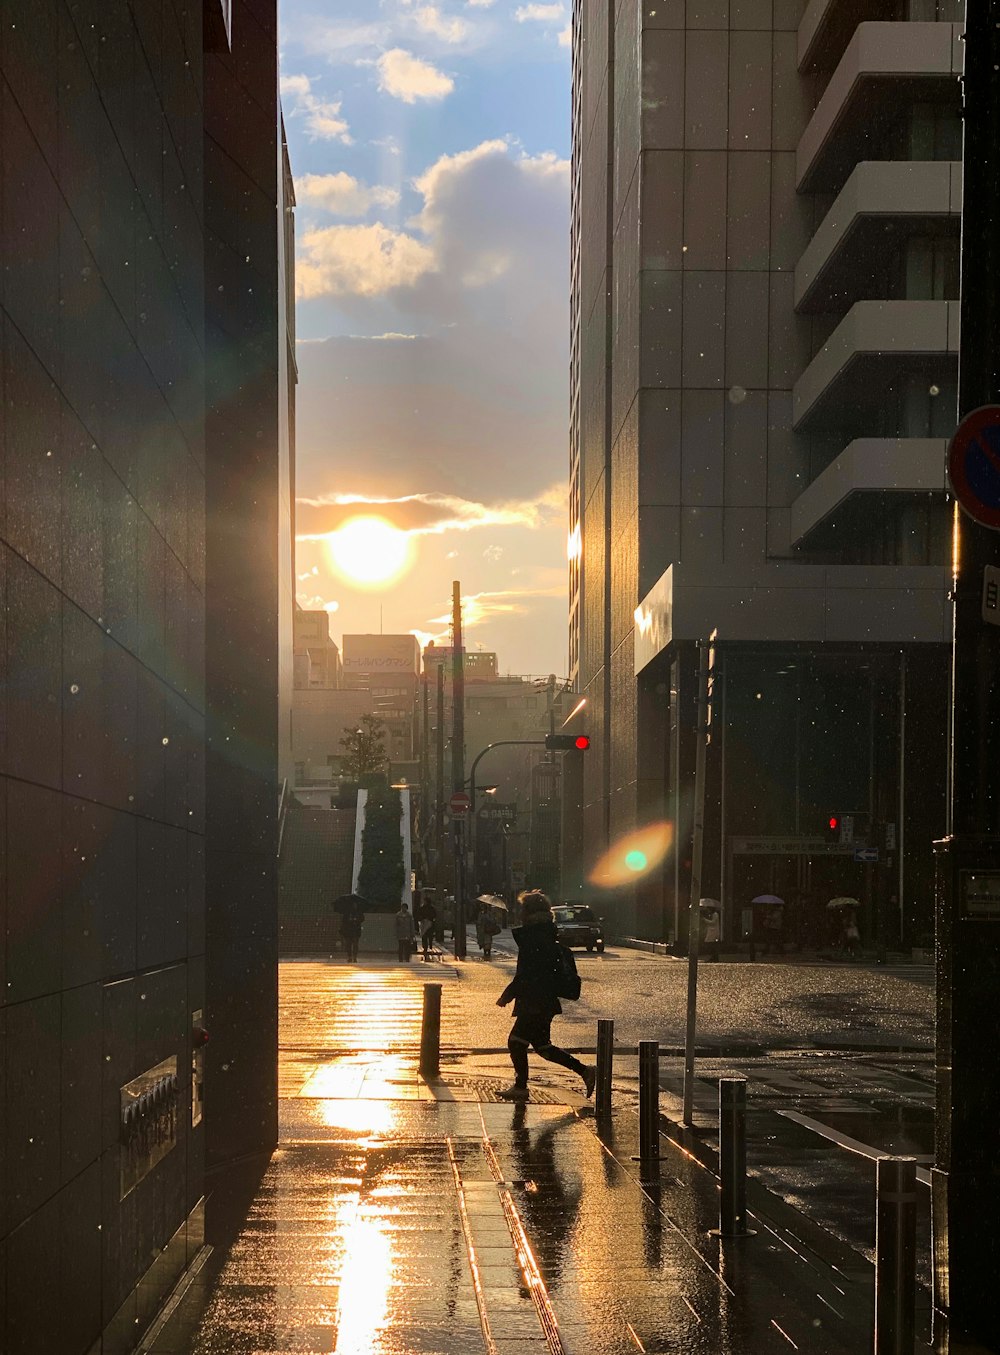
[332,893,365,915]
[828,896,860,911]
[476,894,508,911]
[751,894,784,906]
[699,897,721,912]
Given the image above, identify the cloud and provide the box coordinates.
[295,486,567,540]
[514,2,565,19]
[377,48,454,103]
[294,138,570,505]
[425,586,567,630]
[296,172,401,217]
[558,22,571,45]
[414,5,471,42]
[467,0,495,6]
[280,73,352,142]
[296,224,436,299]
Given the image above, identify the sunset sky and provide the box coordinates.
[280,1,572,677]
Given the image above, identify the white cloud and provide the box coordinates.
[296,486,567,539]
[558,22,571,45]
[376,48,454,103]
[467,0,495,6]
[296,224,436,299]
[514,2,565,20]
[297,172,401,218]
[414,5,471,42]
[280,73,352,142]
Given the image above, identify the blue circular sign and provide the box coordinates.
[948,405,1000,530]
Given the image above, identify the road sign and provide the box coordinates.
[479,802,516,822]
[948,404,1000,529]
[449,791,471,816]
[983,564,1000,626]
[854,846,879,863]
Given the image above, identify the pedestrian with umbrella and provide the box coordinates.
[332,892,365,963]
[700,898,722,961]
[829,896,861,958]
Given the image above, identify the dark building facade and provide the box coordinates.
[1,3,284,1350]
[570,0,961,948]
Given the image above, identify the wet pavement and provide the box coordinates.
[146,956,897,1354]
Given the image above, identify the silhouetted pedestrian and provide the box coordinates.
[415,894,437,959]
[340,900,364,964]
[395,903,415,962]
[496,890,595,1101]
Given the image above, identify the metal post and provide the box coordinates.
[875,1156,916,1355]
[637,1041,660,1163]
[435,665,445,900]
[596,1019,614,1123]
[714,1077,753,1238]
[683,633,715,1125]
[452,582,467,958]
[419,983,442,1079]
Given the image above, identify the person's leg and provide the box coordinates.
[506,1016,533,1090]
[529,1017,590,1083]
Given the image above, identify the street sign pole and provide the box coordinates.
[682,631,715,1127]
[934,7,1000,1348]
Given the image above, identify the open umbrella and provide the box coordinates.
[827,896,860,911]
[476,894,508,911]
[699,897,721,912]
[332,892,365,915]
[752,894,784,906]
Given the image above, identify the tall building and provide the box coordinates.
[342,634,421,762]
[1,3,285,1348]
[570,0,960,944]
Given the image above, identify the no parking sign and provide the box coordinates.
[948,405,1000,530]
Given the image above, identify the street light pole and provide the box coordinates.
[933,7,1000,1348]
[451,582,466,958]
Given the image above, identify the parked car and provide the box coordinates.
[552,904,605,952]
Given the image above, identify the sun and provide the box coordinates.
[326,516,413,588]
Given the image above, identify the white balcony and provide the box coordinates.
[796,23,963,194]
[790,438,948,544]
[792,299,958,433]
[795,161,961,313]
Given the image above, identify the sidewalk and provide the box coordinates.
[148,961,878,1355]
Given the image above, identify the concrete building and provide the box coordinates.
[342,633,420,763]
[291,687,374,793]
[570,0,960,945]
[1,4,286,1349]
[293,607,342,689]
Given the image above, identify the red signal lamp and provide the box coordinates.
[828,815,839,832]
[574,735,591,751]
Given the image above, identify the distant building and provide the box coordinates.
[423,643,499,680]
[292,688,374,792]
[343,634,420,761]
[294,608,343,689]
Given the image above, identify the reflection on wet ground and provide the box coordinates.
[150,962,877,1355]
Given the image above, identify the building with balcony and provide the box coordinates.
[569,0,961,947]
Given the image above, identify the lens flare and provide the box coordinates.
[325,516,413,589]
[589,822,673,887]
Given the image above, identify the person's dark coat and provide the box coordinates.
[498,919,562,1018]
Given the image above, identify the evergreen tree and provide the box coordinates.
[340,714,387,781]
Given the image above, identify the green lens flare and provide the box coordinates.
[625,850,647,872]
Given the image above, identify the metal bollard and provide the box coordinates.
[714,1077,753,1238]
[419,983,442,1079]
[637,1041,660,1163]
[596,1019,614,1122]
[874,1156,916,1355]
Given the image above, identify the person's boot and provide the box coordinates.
[498,1085,530,1101]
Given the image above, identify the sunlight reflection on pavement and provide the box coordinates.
[149,961,875,1355]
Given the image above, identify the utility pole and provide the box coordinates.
[420,674,429,879]
[682,631,715,1127]
[451,582,467,958]
[933,7,1000,1349]
[435,664,445,905]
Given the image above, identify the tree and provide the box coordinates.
[340,714,387,781]
[358,784,405,909]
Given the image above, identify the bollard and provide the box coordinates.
[714,1077,754,1238]
[637,1041,660,1163]
[419,983,442,1079]
[874,1156,916,1355]
[595,1019,614,1122]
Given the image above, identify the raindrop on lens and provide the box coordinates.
[70,684,80,694]
[162,736,170,745]
[929,384,940,396]
[728,385,747,405]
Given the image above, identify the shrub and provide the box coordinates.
[358,784,404,911]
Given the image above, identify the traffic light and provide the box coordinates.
[824,814,840,842]
[823,813,854,844]
[545,733,590,751]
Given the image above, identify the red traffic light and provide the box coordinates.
[828,815,839,831]
[574,735,591,750]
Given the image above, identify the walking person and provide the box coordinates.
[701,905,721,961]
[340,899,364,964]
[395,902,415,963]
[496,890,596,1102]
[476,904,497,960]
[416,893,437,960]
